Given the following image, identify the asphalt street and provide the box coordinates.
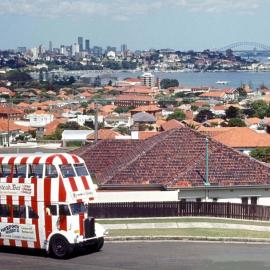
[1,241,270,270]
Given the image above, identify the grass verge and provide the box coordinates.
[107,228,270,238]
[98,217,270,227]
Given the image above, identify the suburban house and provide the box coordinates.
[62,130,93,147]
[115,94,155,107]
[73,126,270,205]
[104,114,132,128]
[199,91,228,102]
[199,126,270,154]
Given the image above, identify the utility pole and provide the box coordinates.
[94,102,99,144]
[205,137,210,186]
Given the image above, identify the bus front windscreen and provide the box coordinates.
[70,202,87,215]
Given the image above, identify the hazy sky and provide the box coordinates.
[0,0,270,51]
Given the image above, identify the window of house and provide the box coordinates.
[0,164,12,177]
[180,199,186,202]
[241,197,249,205]
[45,165,58,178]
[14,165,27,178]
[29,164,43,178]
[251,197,258,205]
[213,198,218,202]
[196,198,202,203]
[13,205,26,218]
[0,204,11,217]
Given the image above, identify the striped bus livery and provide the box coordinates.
[0,153,105,258]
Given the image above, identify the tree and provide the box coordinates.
[160,79,179,89]
[237,87,247,100]
[195,109,214,123]
[225,106,240,119]
[167,110,186,122]
[227,118,246,127]
[58,122,81,130]
[250,100,270,119]
[114,106,135,114]
[250,148,270,163]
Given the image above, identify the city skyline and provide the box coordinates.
[0,0,270,50]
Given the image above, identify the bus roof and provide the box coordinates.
[0,153,84,165]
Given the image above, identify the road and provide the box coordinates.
[1,241,270,270]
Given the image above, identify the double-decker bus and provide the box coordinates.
[0,153,105,258]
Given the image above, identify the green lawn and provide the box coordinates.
[108,228,270,238]
[98,217,270,227]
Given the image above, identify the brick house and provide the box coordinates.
[73,127,270,205]
[115,95,155,107]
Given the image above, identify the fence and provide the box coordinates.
[88,201,270,221]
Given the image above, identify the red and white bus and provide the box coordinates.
[0,153,105,258]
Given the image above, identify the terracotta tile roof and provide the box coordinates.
[245,117,261,126]
[0,105,24,115]
[100,105,117,114]
[200,91,226,98]
[130,105,161,113]
[0,87,14,96]
[87,129,121,140]
[136,131,158,140]
[73,127,270,188]
[0,119,29,132]
[161,119,184,131]
[123,86,155,95]
[44,119,66,136]
[208,127,270,148]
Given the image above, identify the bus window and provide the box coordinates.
[0,165,12,178]
[45,205,57,216]
[45,165,58,178]
[59,205,71,216]
[13,205,26,218]
[28,206,39,219]
[29,164,43,178]
[74,163,88,176]
[0,204,11,217]
[59,165,76,178]
[14,165,27,178]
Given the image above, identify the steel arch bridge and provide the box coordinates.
[219,42,270,52]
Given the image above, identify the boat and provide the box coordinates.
[216,80,230,85]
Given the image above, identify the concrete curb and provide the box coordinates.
[105,236,270,244]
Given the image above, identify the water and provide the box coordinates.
[34,70,270,90]
[116,71,270,89]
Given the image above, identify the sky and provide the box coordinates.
[0,0,270,51]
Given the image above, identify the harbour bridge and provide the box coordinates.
[218,42,270,52]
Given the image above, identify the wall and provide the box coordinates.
[95,187,270,206]
[95,190,179,202]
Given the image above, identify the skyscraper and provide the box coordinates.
[85,39,90,52]
[49,41,53,52]
[121,44,128,57]
[78,36,83,52]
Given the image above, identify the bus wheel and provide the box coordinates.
[93,237,104,252]
[50,235,74,259]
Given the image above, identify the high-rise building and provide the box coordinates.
[78,36,83,52]
[93,46,103,57]
[85,39,90,52]
[121,44,128,57]
[72,43,80,56]
[142,72,156,88]
[49,41,53,52]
